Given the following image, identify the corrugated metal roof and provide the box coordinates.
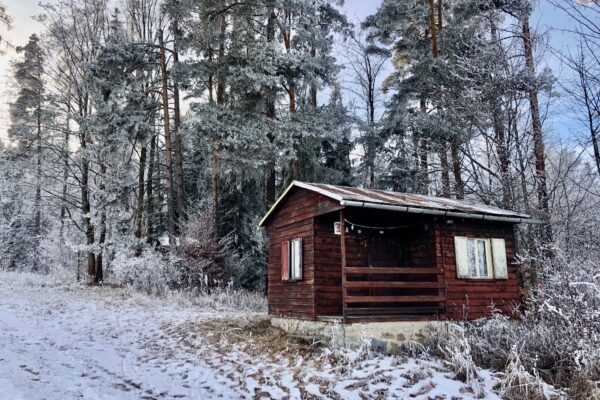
[259,181,535,227]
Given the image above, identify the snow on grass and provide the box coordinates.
[0,271,505,399]
[171,318,504,399]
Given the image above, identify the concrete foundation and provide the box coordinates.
[271,317,451,353]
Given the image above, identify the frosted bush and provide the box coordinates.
[441,335,478,383]
[111,248,182,294]
[425,244,600,398]
[0,212,35,270]
[499,347,566,400]
[167,286,267,312]
[181,211,241,290]
[0,269,80,289]
[38,224,79,274]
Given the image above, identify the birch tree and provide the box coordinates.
[40,0,110,280]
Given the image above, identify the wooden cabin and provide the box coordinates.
[259,181,539,323]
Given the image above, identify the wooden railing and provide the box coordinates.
[342,266,444,322]
[344,267,440,274]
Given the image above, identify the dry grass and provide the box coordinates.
[158,316,343,399]
[165,316,322,363]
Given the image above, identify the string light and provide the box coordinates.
[343,218,415,231]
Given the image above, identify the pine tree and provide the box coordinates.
[8,34,48,271]
[82,9,160,281]
[364,0,451,195]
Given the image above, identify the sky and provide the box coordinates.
[0,0,585,146]
[0,0,380,93]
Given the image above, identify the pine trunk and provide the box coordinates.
[34,101,42,271]
[522,16,551,243]
[172,21,185,226]
[159,29,176,248]
[265,2,277,206]
[522,18,548,215]
[490,23,512,208]
[95,161,106,284]
[60,119,69,240]
[212,14,227,232]
[146,134,156,243]
[492,103,512,208]
[451,140,464,199]
[418,98,429,194]
[428,0,452,197]
[440,144,450,197]
[82,156,95,277]
[136,144,146,243]
[310,46,317,109]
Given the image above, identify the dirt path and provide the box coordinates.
[0,278,239,399]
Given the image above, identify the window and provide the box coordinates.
[454,236,508,280]
[281,238,303,281]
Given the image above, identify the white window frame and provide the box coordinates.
[288,238,303,281]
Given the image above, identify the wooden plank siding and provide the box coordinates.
[313,215,344,318]
[434,221,521,320]
[266,188,342,320]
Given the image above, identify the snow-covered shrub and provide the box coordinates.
[498,346,566,400]
[319,334,375,374]
[180,211,241,290]
[111,248,182,294]
[170,286,267,312]
[0,210,35,270]
[38,223,79,274]
[426,245,600,398]
[0,269,79,288]
[440,334,478,383]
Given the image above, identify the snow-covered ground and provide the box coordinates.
[0,272,503,399]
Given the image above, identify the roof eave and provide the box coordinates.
[340,200,542,224]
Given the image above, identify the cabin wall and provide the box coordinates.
[265,188,342,320]
[313,217,343,317]
[435,221,521,320]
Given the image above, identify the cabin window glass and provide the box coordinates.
[477,240,489,277]
[456,236,494,279]
[281,241,289,281]
[466,238,492,279]
[287,238,303,281]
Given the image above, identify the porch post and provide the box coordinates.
[340,209,347,324]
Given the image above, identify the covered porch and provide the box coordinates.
[314,207,445,323]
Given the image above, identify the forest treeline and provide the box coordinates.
[0,0,598,294]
